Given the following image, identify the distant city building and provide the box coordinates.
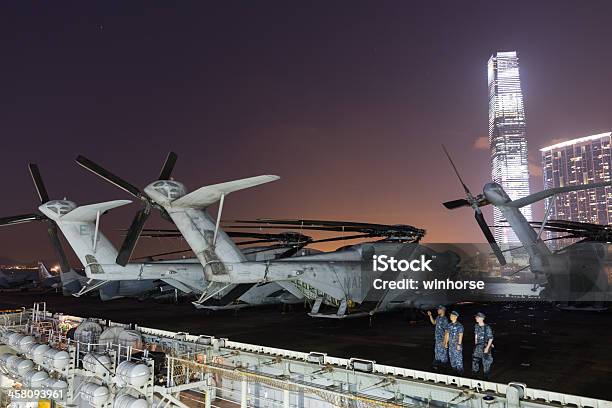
[488,51,531,245]
[540,132,612,224]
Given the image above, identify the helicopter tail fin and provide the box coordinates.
[171,175,280,209]
[508,181,612,208]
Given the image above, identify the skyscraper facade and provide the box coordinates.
[541,132,612,224]
[488,51,531,244]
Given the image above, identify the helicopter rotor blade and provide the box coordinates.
[242,244,290,255]
[76,155,143,199]
[442,199,471,210]
[309,233,376,244]
[133,247,193,261]
[47,222,71,273]
[116,204,152,266]
[232,218,422,231]
[236,238,287,246]
[158,152,178,180]
[0,214,45,226]
[28,164,50,204]
[442,145,472,196]
[474,211,506,265]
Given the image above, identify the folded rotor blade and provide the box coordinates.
[76,155,143,199]
[243,244,289,255]
[309,233,375,244]
[133,247,193,260]
[139,233,183,238]
[0,213,45,226]
[158,152,177,180]
[140,228,180,233]
[28,164,50,203]
[47,222,71,273]
[227,225,363,232]
[543,234,582,241]
[474,211,506,265]
[116,205,152,266]
[236,238,286,246]
[262,233,381,254]
[228,224,421,235]
[442,198,471,209]
[233,219,419,230]
[227,231,298,240]
[537,220,605,232]
[442,145,472,196]
[276,247,303,259]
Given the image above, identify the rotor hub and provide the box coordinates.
[40,200,77,216]
[483,182,511,205]
[145,180,187,204]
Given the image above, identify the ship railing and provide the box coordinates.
[66,339,151,366]
[156,336,612,408]
[12,307,612,408]
[163,355,411,408]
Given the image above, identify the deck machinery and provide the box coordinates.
[0,304,609,408]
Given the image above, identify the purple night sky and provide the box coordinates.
[1,1,612,264]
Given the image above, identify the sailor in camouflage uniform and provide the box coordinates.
[445,310,464,374]
[427,306,449,368]
[472,312,494,378]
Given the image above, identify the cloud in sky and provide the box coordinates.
[529,162,543,177]
[473,136,488,150]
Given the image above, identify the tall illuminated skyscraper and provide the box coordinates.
[488,51,531,244]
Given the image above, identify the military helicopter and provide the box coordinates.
[76,153,458,318]
[442,147,610,305]
[0,164,184,300]
[0,163,286,306]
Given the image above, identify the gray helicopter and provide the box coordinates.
[442,147,611,306]
[75,153,461,318]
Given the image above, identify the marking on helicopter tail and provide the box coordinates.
[85,255,105,274]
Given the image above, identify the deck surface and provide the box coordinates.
[1,291,611,400]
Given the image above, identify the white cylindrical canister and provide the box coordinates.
[81,382,111,407]
[4,355,19,371]
[9,357,34,376]
[43,349,70,371]
[18,336,36,353]
[23,342,39,359]
[117,330,143,351]
[74,321,102,346]
[1,330,16,344]
[32,344,51,365]
[7,333,25,349]
[0,352,14,365]
[113,394,149,408]
[22,368,49,387]
[99,326,124,348]
[41,378,68,390]
[116,361,150,388]
[83,353,113,377]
